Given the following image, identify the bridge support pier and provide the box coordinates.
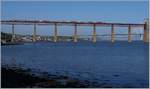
[128,25,132,42]
[111,24,115,43]
[33,24,37,42]
[54,23,57,42]
[73,24,77,42]
[143,19,149,43]
[11,24,15,42]
[92,24,96,43]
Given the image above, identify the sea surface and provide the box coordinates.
[1,41,149,87]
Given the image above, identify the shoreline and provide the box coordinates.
[1,40,147,46]
[1,65,100,88]
[2,65,146,88]
[1,42,24,46]
[2,63,148,88]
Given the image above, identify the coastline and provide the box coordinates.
[2,65,146,88]
[1,65,98,88]
[1,42,24,46]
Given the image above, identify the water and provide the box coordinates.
[1,41,149,87]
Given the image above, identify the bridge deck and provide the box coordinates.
[1,20,144,27]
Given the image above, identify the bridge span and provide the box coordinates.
[1,19,149,43]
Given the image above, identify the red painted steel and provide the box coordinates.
[1,20,144,27]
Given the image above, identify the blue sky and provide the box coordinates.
[1,1,149,36]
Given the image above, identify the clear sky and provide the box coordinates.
[1,1,149,37]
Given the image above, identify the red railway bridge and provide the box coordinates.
[1,19,149,43]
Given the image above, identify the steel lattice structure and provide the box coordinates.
[1,20,149,43]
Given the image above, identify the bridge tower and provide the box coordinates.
[73,24,77,42]
[32,24,37,42]
[92,24,96,43]
[111,24,115,43]
[128,25,132,42]
[143,19,149,43]
[54,23,57,42]
[11,24,15,42]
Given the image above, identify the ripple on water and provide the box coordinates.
[1,41,149,88]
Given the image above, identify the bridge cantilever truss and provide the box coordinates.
[1,20,149,43]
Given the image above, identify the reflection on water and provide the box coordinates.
[1,41,149,87]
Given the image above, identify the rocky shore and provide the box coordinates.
[1,66,102,88]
